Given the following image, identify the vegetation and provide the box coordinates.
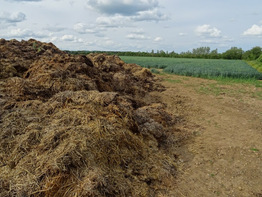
[121,56,262,79]
[66,46,262,77]
[150,68,160,74]
[247,54,262,73]
[222,47,244,60]
[65,46,262,61]
[242,47,262,60]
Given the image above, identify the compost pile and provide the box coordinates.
[0,39,181,196]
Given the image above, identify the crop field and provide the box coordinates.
[120,56,262,79]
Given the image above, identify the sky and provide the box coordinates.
[0,0,262,52]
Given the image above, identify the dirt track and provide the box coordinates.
[155,74,262,197]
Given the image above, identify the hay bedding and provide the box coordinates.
[0,39,181,196]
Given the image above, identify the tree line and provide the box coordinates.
[65,46,262,61]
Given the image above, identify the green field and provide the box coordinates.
[120,56,262,79]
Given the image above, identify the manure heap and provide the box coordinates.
[0,39,183,196]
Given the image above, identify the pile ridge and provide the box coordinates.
[0,39,182,196]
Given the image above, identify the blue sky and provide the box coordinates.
[0,0,262,52]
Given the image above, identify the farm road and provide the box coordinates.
[154,74,262,197]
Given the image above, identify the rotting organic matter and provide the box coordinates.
[0,39,185,196]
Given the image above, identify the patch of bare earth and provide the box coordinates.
[154,74,262,197]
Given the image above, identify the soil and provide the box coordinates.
[155,74,262,197]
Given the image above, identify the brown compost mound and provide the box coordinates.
[0,39,182,196]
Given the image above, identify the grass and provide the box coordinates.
[247,60,262,73]
[157,71,262,100]
[197,84,225,96]
[164,78,183,84]
[121,56,262,80]
[251,148,259,152]
[253,91,262,100]
[208,76,262,87]
[195,80,262,99]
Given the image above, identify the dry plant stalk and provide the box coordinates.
[0,39,185,197]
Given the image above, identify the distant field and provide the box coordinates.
[120,56,262,79]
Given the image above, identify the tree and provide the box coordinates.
[222,47,244,60]
[242,46,262,60]
[192,47,210,58]
[169,51,179,58]
[210,49,221,59]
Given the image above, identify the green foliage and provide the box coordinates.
[251,148,259,152]
[37,47,43,53]
[242,46,262,60]
[222,47,244,60]
[150,68,160,74]
[257,54,262,63]
[247,61,262,73]
[211,77,262,86]
[66,46,260,60]
[32,42,43,53]
[121,56,262,80]
[32,42,37,50]
[246,54,262,73]
[192,47,211,58]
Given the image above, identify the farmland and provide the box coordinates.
[120,56,262,79]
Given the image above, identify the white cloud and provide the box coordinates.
[5,0,41,2]
[86,0,159,16]
[44,26,66,32]
[131,28,145,34]
[50,36,59,42]
[195,24,222,38]
[86,0,166,22]
[61,34,75,41]
[61,34,83,42]
[0,12,26,23]
[96,15,129,27]
[243,24,262,36]
[126,34,150,40]
[4,28,47,38]
[154,36,163,42]
[131,8,167,22]
[73,23,106,37]
[95,10,166,28]
[179,33,187,36]
[73,23,97,33]
[222,36,234,42]
[88,37,122,50]
[104,39,114,46]
[199,39,219,44]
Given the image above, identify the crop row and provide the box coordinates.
[120,56,262,79]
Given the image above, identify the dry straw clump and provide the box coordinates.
[0,39,183,196]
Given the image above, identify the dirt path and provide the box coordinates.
[155,74,262,197]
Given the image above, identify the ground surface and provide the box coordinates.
[154,73,262,197]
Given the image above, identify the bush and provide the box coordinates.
[257,54,262,63]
